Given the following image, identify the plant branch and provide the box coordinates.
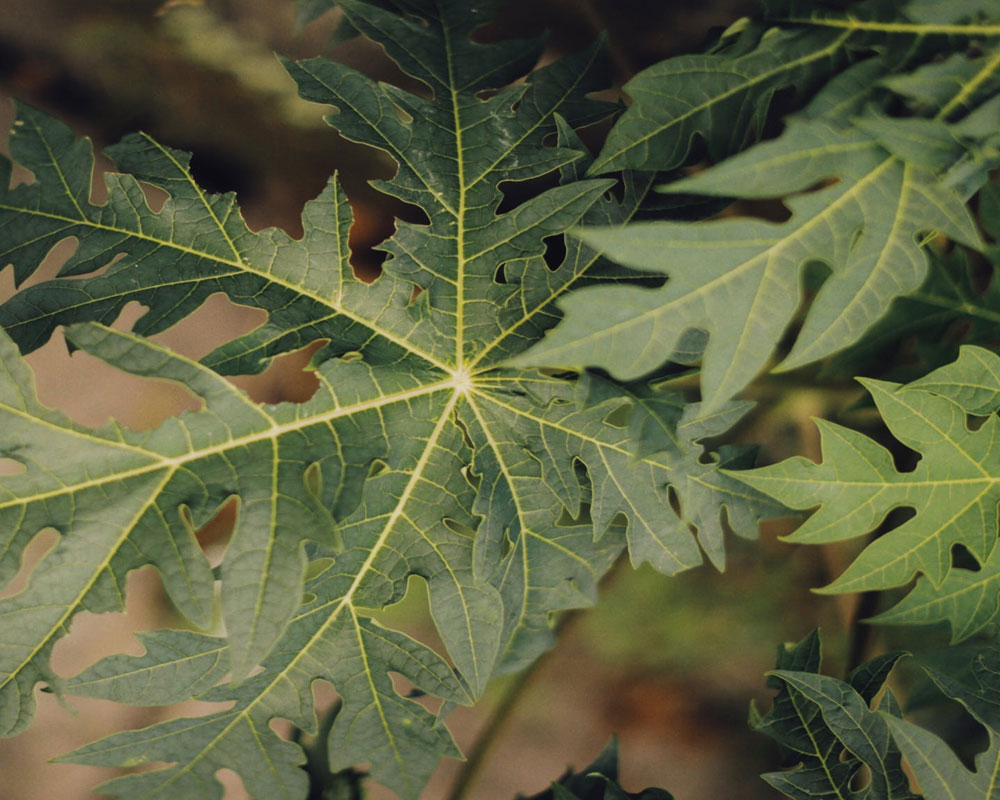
[446,552,631,800]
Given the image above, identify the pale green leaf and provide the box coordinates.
[517,6,1000,412]
[735,346,1000,632]
[516,118,981,412]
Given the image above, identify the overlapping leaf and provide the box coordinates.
[518,12,998,413]
[753,630,913,800]
[518,114,982,412]
[824,245,1000,383]
[885,638,1000,800]
[0,1,785,797]
[735,346,1000,638]
[586,22,849,175]
[758,631,1000,799]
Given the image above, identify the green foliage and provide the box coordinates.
[519,4,998,411]
[586,22,848,175]
[737,346,1000,637]
[753,631,913,800]
[823,245,1000,382]
[2,0,1000,798]
[757,633,1000,800]
[885,640,1000,800]
[521,738,674,800]
[0,1,780,797]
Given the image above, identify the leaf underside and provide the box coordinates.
[518,10,998,413]
[0,1,783,797]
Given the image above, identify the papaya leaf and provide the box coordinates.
[754,631,913,800]
[57,581,472,800]
[884,638,1000,800]
[735,346,1000,639]
[516,11,998,414]
[0,1,784,797]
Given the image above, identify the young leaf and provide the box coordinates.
[754,631,913,800]
[735,346,1000,637]
[587,24,850,175]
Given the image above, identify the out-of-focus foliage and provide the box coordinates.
[521,738,674,800]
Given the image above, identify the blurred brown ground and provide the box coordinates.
[0,2,862,798]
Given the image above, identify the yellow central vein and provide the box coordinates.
[784,17,1000,36]
[443,18,468,369]
[788,690,849,800]
[0,379,454,514]
[138,388,461,794]
[985,737,1000,799]
[27,116,85,219]
[465,393,533,635]
[938,43,1000,119]
[351,605,412,796]
[0,202,452,374]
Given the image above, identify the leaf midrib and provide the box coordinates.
[133,389,463,797]
[0,201,453,374]
[0,377,453,514]
[782,17,1000,37]
[589,30,852,174]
